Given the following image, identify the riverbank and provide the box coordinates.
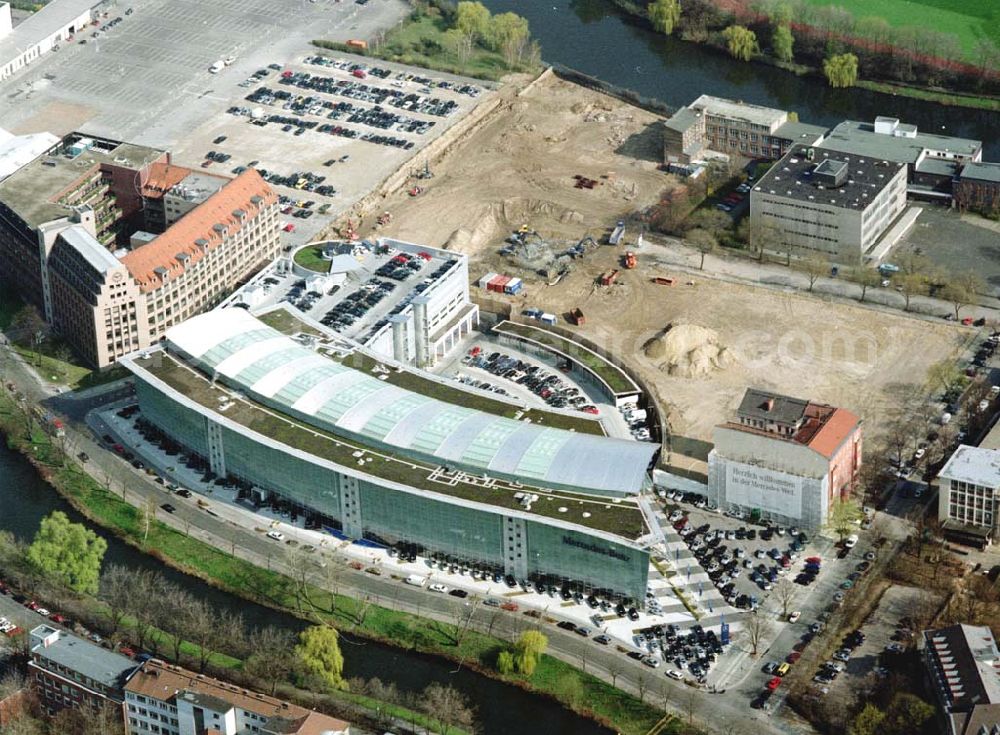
[601,0,1000,112]
[0,391,679,735]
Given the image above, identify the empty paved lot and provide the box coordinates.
[0,0,408,144]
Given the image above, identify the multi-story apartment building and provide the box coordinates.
[125,660,350,735]
[922,624,1000,735]
[748,145,908,262]
[707,388,862,530]
[28,625,136,721]
[663,95,826,166]
[0,133,280,367]
[936,445,1000,549]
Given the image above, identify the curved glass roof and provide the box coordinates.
[165,309,656,496]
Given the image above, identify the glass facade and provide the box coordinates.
[133,376,650,600]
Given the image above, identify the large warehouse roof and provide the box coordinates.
[165,309,656,496]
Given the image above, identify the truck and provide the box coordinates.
[404,574,426,587]
[608,220,625,246]
[623,251,637,269]
[540,313,557,325]
[569,308,585,326]
[209,60,224,74]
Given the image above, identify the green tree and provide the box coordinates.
[883,692,934,734]
[489,12,530,67]
[496,649,515,675]
[722,25,758,61]
[827,498,862,542]
[927,359,965,396]
[648,0,681,35]
[26,511,107,595]
[772,23,794,62]
[454,1,492,45]
[513,629,548,676]
[898,272,926,311]
[849,703,886,735]
[823,53,859,88]
[295,625,346,692]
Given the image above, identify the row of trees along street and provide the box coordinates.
[0,516,477,735]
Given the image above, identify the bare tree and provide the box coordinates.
[353,594,374,627]
[801,252,828,291]
[245,626,296,694]
[606,658,624,688]
[188,600,244,673]
[99,564,134,637]
[127,569,165,653]
[773,577,797,618]
[744,610,769,656]
[421,683,477,735]
[159,583,196,663]
[682,687,700,726]
[636,671,648,702]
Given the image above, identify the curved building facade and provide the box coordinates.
[123,309,656,601]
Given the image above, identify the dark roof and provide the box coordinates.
[924,624,1000,715]
[962,162,1000,185]
[29,626,137,692]
[737,388,808,425]
[752,145,905,211]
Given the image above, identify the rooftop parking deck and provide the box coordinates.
[134,350,646,539]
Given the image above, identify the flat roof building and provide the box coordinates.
[923,624,1000,735]
[748,145,908,261]
[0,132,281,367]
[125,660,350,735]
[708,388,862,530]
[121,308,658,601]
[956,162,1000,218]
[937,445,1000,548]
[663,95,826,167]
[0,0,100,81]
[28,625,136,720]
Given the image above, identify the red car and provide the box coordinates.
[805,557,822,565]
[49,613,67,624]
[766,676,782,691]
[26,600,39,611]
[581,406,599,415]
[283,223,295,233]
[501,602,519,612]
[786,651,801,664]
[119,646,136,657]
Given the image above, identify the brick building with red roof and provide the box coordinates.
[707,388,862,530]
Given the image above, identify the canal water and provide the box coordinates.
[484,0,1000,159]
[0,444,611,735]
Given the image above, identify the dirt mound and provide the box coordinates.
[644,324,736,378]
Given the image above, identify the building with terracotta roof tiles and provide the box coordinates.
[0,132,280,367]
[707,388,862,529]
[124,660,350,735]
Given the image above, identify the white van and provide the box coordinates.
[404,574,426,587]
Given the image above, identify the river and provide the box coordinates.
[0,444,611,735]
[483,0,1000,159]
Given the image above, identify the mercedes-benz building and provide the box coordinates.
[121,308,659,602]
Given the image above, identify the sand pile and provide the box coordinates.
[644,324,736,378]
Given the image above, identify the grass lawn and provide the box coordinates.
[801,0,1000,61]
[292,246,331,274]
[0,397,671,735]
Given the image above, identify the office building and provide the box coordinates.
[936,445,1000,549]
[748,145,908,261]
[707,388,862,530]
[0,127,61,181]
[663,95,826,166]
[0,133,280,367]
[820,117,983,200]
[120,308,659,602]
[923,624,1000,735]
[125,660,350,735]
[28,625,136,720]
[0,0,99,81]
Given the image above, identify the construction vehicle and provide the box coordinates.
[623,251,637,269]
[408,186,423,197]
[599,269,619,287]
[652,276,676,286]
[342,219,358,241]
[569,308,585,326]
[415,161,433,180]
[608,220,625,246]
[376,211,392,228]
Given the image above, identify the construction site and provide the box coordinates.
[333,70,970,476]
